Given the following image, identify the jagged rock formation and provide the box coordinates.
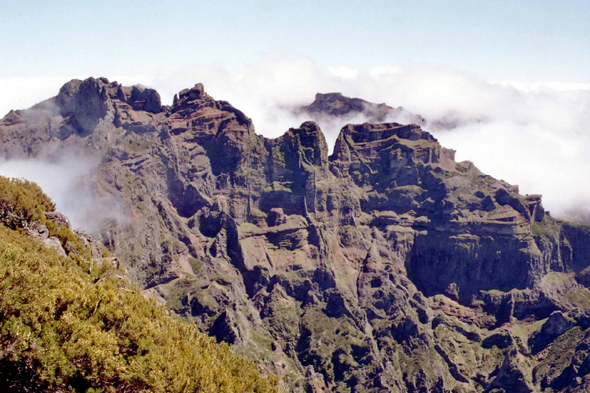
[298,92,425,126]
[2,77,590,392]
[297,92,490,132]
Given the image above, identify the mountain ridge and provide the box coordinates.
[2,76,590,392]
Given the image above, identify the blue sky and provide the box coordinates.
[1,0,589,82]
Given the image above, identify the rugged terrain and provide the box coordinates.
[0,176,277,392]
[296,92,425,126]
[2,77,590,392]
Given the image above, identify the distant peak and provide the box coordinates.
[299,92,425,125]
[315,92,343,98]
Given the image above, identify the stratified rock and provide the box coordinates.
[482,330,514,349]
[487,350,535,393]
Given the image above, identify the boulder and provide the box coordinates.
[267,208,286,227]
[27,222,49,240]
[43,237,66,256]
[45,211,71,229]
[529,311,575,354]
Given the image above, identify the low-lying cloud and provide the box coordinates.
[0,157,126,234]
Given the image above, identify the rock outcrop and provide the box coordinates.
[298,92,426,125]
[2,77,590,392]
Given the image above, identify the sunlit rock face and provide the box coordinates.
[2,77,590,392]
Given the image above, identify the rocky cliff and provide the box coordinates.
[2,77,590,392]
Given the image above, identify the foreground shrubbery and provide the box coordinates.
[0,177,278,392]
[0,177,55,230]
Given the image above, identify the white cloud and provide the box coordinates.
[493,81,590,92]
[368,65,401,80]
[0,157,126,234]
[0,77,65,117]
[328,66,360,80]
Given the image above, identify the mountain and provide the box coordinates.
[296,92,485,131]
[2,77,590,392]
[297,92,425,125]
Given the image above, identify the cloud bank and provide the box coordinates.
[0,157,126,234]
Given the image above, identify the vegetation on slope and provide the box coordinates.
[0,177,55,230]
[0,176,278,392]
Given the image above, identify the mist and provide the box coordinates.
[0,157,126,235]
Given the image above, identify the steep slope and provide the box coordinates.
[2,77,590,392]
[0,176,278,392]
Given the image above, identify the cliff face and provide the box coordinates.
[3,77,590,392]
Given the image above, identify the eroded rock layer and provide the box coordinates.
[2,77,590,392]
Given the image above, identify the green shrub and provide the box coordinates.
[0,177,55,230]
[0,176,92,260]
[0,223,278,392]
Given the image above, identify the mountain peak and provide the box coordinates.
[300,91,425,125]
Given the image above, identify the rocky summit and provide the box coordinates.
[297,92,425,126]
[2,77,590,392]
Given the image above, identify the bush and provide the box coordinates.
[0,177,55,230]
[0,223,278,392]
[0,176,93,260]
